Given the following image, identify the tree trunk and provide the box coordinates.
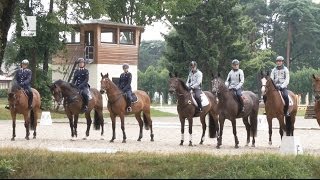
[43,0,54,75]
[286,22,292,70]
[0,0,17,74]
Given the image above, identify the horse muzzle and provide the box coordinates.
[100,89,105,94]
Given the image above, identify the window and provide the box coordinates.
[101,28,116,44]
[120,29,135,45]
[59,30,80,44]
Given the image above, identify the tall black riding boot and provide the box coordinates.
[82,94,89,112]
[238,95,244,113]
[28,90,33,109]
[196,98,202,112]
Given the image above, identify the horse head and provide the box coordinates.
[211,72,225,95]
[260,70,276,95]
[8,85,24,108]
[168,72,188,95]
[100,72,111,94]
[49,81,63,105]
[312,74,320,101]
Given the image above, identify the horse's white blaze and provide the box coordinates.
[261,77,267,95]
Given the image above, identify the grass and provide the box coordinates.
[0,148,320,178]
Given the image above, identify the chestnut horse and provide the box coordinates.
[49,79,104,139]
[7,83,41,140]
[168,72,219,146]
[312,74,320,126]
[100,73,154,143]
[260,71,298,145]
[211,73,259,148]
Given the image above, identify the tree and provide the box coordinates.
[0,0,16,74]
[138,40,166,72]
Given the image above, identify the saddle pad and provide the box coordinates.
[278,91,293,106]
[191,91,209,107]
[88,92,93,100]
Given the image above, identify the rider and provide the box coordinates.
[225,59,245,113]
[72,58,90,112]
[118,63,133,112]
[186,61,203,112]
[13,59,33,109]
[270,55,290,117]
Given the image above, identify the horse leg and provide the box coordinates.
[24,113,30,140]
[179,116,185,145]
[11,112,16,141]
[187,117,193,146]
[142,111,154,141]
[231,119,239,148]
[110,114,116,142]
[135,113,143,141]
[242,117,250,146]
[32,109,38,139]
[278,116,285,140]
[84,112,92,138]
[199,115,206,145]
[120,115,127,143]
[267,116,273,145]
[67,114,75,138]
[217,118,225,149]
[74,114,79,138]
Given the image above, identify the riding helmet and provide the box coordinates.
[232,59,240,65]
[276,56,284,61]
[21,59,29,65]
[122,63,129,69]
[190,61,197,67]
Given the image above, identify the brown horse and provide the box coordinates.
[49,79,104,139]
[211,73,259,148]
[260,71,298,145]
[312,74,320,126]
[100,73,154,143]
[168,72,219,146]
[7,84,41,140]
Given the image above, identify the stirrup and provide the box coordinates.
[127,107,132,112]
[5,105,9,110]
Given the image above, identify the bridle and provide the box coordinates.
[100,77,124,105]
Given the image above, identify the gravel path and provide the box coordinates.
[1,114,320,156]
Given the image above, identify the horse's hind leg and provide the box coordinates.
[267,117,273,145]
[110,115,116,142]
[135,113,143,141]
[217,118,225,149]
[67,114,75,138]
[24,113,30,140]
[187,117,193,146]
[231,119,239,148]
[199,116,206,145]
[84,112,92,138]
[142,111,154,141]
[179,117,186,145]
[120,115,127,143]
[242,117,250,146]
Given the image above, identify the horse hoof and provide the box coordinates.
[100,138,104,140]
[268,141,272,146]
[235,145,239,149]
[122,140,126,143]
[216,145,220,149]
[83,137,87,140]
[137,138,141,141]
[189,142,193,146]
[199,141,203,145]
[11,138,15,141]
[251,144,255,147]
[33,137,36,139]
[151,139,154,142]
[25,137,29,140]
[110,139,114,143]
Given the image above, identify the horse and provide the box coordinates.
[7,83,41,140]
[168,72,219,146]
[260,71,298,145]
[49,79,104,139]
[211,73,259,148]
[100,73,154,143]
[312,74,320,126]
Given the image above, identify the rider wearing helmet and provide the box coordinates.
[14,59,33,109]
[225,59,245,113]
[118,63,133,112]
[270,55,290,117]
[72,58,90,112]
[186,61,203,112]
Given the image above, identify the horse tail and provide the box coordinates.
[93,110,101,130]
[208,113,218,138]
[30,109,35,130]
[250,115,258,137]
[143,112,150,130]
[285,116,292,136]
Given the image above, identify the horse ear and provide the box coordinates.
[106,73,109,78]
[101,72,103,78]
[312,74,316,80]
[266,70,270,76]
[174,72,178,77]
[260,70,264,76]
[169,72,173,78]
[217,72,221,77]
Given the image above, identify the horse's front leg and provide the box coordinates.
[110,114,116,142]
[84,111,92,138]
[242,117,250,146]
[217,117,225,149]
[74,114,79,138]
[199,115,206,145]
[67,114,74,138]
[120,114,127,143]
[277,116,285,140]
[231,119,239,148]
[179,116,186,145]
[187,117,193,146]
[267,116,273,145]
[23,113,30,140]
[11,112,16,141]
[135,113,143,141]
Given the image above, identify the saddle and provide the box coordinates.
[278,91,294,113]
[124,93,138,104]
[190,90,209,108]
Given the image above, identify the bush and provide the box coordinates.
[0,159,15,178]
[0,89,8,98]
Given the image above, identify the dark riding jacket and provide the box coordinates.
[118,72,132,92]
[72,68,89,90]
[14,68,32,89]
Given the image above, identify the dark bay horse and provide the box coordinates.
[8,84,41,140]
[49,79,104,139]
[168,72,219,146]
[211,73,259,148]
[100,73,154,143]
[312,74,320,126]
[260,71,298,145]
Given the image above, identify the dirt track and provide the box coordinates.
[1,115,320,155]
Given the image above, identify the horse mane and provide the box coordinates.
[177,78,189,91]
[53,79,79,92]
